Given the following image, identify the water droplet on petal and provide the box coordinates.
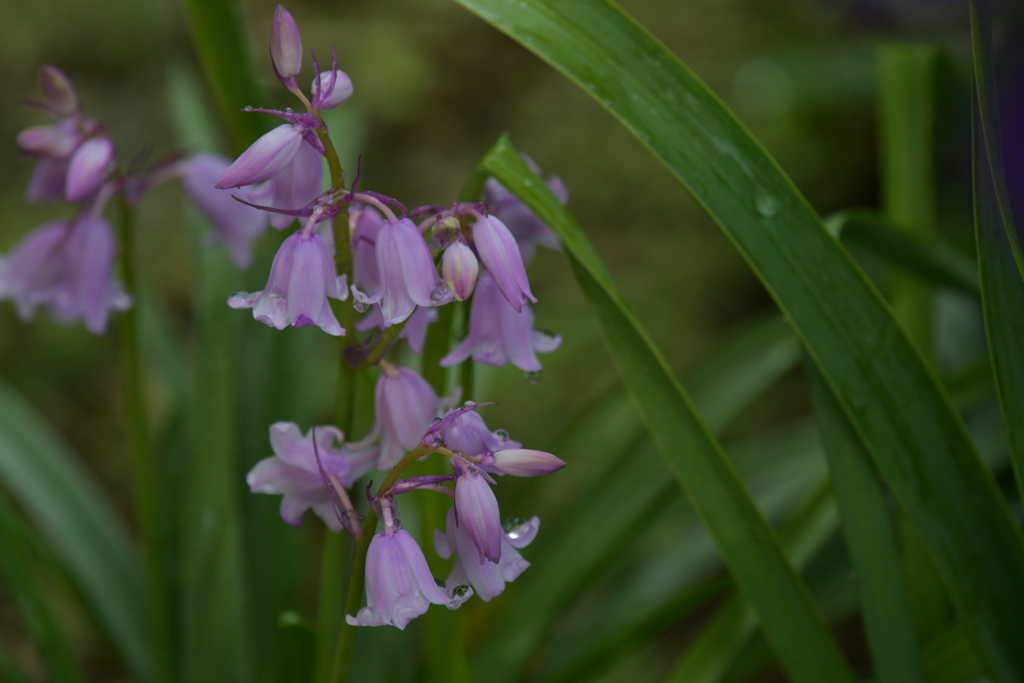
[352,299,369,313]
[430,283,454,304]
[463,400,476,408]
[494,429,509,442]
[525,370,543,384]
[433,417,443,424]
[284,107,294,113]
[503,516,527,533]
[453,584,470,597]
[242,105,254,111]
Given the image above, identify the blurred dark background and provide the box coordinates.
[0,0,1018,679]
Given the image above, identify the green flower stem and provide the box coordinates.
[315,131,358,683]
[353,319,409,370]
[115,197,172,683]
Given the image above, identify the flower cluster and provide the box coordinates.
[238,6,569,629]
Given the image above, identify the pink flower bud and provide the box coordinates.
[491,449,565,478]
[16,125,76,157]
[312,70,353,109]
[442,242,478,302]
[65,137,114,202]
[270,5,303,81]
[38,66,77,116]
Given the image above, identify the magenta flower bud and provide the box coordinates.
[270,5,303,82]
[491,449,565,478]
[247,422,377,531]
[17,125,76,157]
[440,273,561,373]
[440,409,520,457]
[354,217,448,325]
[346,529,449,629]
[227,230,346,335]
[454,463,502,564]
[435,509,539,602]
[215,124,305,189]
[38,66,78,116]
[375,364,438,469]
[51,216,131,334]
[65,137,114,202]
[472,214,535,312]
[181,154,269,268]
[312,70,353,110]
[0,221,68,320]
[442,242,478,302]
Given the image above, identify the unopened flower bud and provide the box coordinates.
[491,449,565,477]
[443,242,478,302]
[65,136,114,202]
[431,216,461,247]
[16,125,76,157]
[312,70,353,109]
[270,5,303,82]
[38,66,77,116]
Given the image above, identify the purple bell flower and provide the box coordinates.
[216,124,306,189]
[442,241,478,302]
[350,205,382,303]
[247,422,377,530]
[434,509,539,602]
[181,154,269,268]
[227,229,347,335]
[0,221,68,320]
[312,70,353,110]
[251,140,323,230]
[27,157,72,203]
[270,5,303,88]
[483,155,566,263]
[357,304,437,355]
[346,527,450,629]
[440,272,561,373]
[65,136,114,202]
[374,363,438,469]
[471,214,534,312]
[453,458,502,564]
[354,217,449,325]
[439,408,520,457]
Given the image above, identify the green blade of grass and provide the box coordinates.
[479,139,855,683]
[451,1,1024,673]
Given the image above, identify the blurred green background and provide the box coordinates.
[0,0,1002,680]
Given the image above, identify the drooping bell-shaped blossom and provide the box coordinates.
[181,154,269,268]
[216,124,306,189]
[0,221,68,320]
[65,136,114,202]
[346,526,450,629]
[471,214,534,312]
[454,458,502,564]
[311,70,353,110]
[354,217,449,325]
[250,140,323,230]
[27,157,71,203]
[227,228,347,335]
[247,422,377,530]
[435,508,539,602]
[357,304,437,355]
[50,216,130,334]
[374,363,438,469]
[483,157,566,263]
[270,4,303,88]
[17,125,77,157]
[488,449,565,478]
[440,272,561,373]
[442,241,478,302]
[37,66,78,117]
[350,205,382,302]
[439,408,520,458]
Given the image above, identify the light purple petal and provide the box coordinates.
[402,306,437,355]
[472,215,534,311]
[59,217,118,334]
[504,516,541,549]
[65,137,113,202]
[499,298,542,373]
[27,157,70,203]
[442,411,520,457]
[216,125,304,189]
[38,66,77,116]
[286,235,344,335]
[0,221,68,318]
[491,450,565,478]
[375,218,441,324]
[442,241,478,302]
[313,70,353,110]
[375,366,438,469]
[268,141,323,230]
[17,125,76,157]
[270,5,303,79]
[454,471,502,564]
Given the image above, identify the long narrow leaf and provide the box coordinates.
[0,495,84,683]
[454,1,1024,675]
[807,362,924,683]
[480,139,854,683]
[971,5,1024,502]
[0,380,152,679]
